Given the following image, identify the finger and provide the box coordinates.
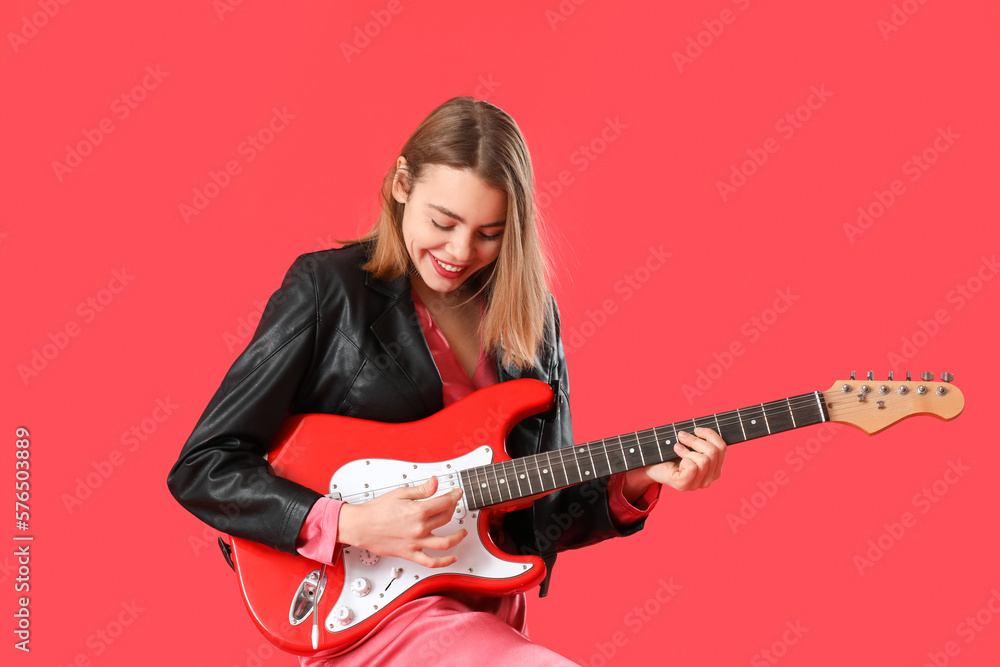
[409,550,458,568]
[420,528,467,552]
[396,475,439,501]
[415,488,464,522]
[673,440,710,489]
[693,427,726,486]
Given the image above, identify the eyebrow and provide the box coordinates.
[427,203,505,227]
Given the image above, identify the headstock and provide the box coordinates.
[824,371,964,434]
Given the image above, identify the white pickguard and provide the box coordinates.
[321,446,536,634]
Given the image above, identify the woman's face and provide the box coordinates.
[394,160,508,295]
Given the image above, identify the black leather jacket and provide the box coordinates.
[166,243,649,596]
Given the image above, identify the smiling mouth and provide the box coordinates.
[431,255,467,274]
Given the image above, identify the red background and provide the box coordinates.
[3,1,998,665]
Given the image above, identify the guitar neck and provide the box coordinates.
[461,391,829,510]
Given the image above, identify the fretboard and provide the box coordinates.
[460,391,829,510]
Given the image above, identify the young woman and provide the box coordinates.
[167,96,726,665]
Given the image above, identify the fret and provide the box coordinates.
[498,459,517,501]
[486,462,506,504]
[461,469,478,510]
[759,403,772,434]
[796,391,825,426]
[578,445,597,481]
[814,392,827,421]
[713,409,745,445]
[589,441,614,478]
[738,404,770,440]
[637,429,660,466]
[476,465,495,507]
[508,457,524,498]
[569,445,584,483]
[648,428,664,463]
[762,398,796,433]
[599,439,621,475]
[512,456,529,497]
[785,398,797,427]
[552,447,575,488]
[618,433,644,471]
[540,451,556,491]
[734,408,748,441]
[652,425,680,462]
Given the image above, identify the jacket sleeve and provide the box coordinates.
[504,296,653,595]
[166,254,325,554]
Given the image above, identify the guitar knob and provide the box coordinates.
[351,577,372,597]
[921,372,934,381]
[941,372,954,383]
[333,605,354,625]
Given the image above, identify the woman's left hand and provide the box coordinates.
[623,427,727,499]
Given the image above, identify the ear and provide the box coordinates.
[391,156,409,204]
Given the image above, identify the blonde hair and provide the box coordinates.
[350,96,551,370]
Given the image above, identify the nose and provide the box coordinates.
[448,231,475,263]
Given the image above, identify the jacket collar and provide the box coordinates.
[365,271,444,414]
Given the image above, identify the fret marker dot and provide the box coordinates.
[481,483,487,488]
[519,474,525,479]
[629,448,635,453]
[666,440,671,444]
[542,469,548,474]
[751,419,756,425]
[499,479,505,484]
[585,470,591,476]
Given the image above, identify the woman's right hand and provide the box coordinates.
[337,475,467,568]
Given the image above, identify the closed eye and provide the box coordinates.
[432,219,503,241]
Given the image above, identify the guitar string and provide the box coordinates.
[327,390,946,503]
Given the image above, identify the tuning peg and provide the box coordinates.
[867,371,874,381]
[906,372,912,381]
[941,372,954,383]
[888,371,894,381]
[920,372,934,381]
[850,371,856,381]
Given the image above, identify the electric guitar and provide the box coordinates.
[228,372,964,655]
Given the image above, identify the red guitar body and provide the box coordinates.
[228,379,555,656]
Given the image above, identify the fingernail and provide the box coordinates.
[678,430,689,438]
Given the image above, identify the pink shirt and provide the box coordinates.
[294,288,659,663]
